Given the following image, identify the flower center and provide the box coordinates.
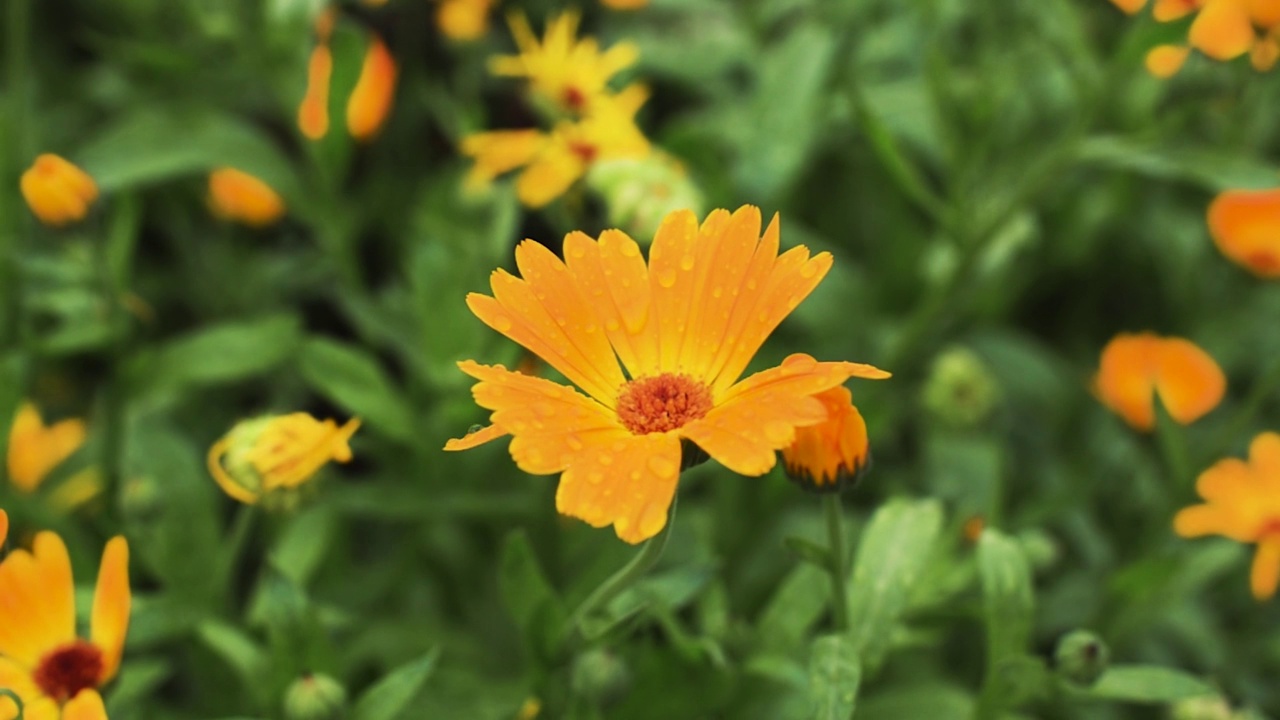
[616,373,713,435]
[562,85,587,112]
[569,140,598,164]
[33,641,104,703]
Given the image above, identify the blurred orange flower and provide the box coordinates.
[1111,0,1280,74]
[20,154,98,228]
[781,386,870,492]
[298,44,334,140]
[0,508,7,546]
[490,10,639,115]
[1094,333,1225,432]
[1207,188,1280,277]
[347,36,398,140]
[436,0,495,41]
[444,206,889,543]
[1175,431,1280,599]
[0,531,130,720]
[600,0,648,9]
[208,168,285,227]
[8,403,87,494]
[208,413,361,505]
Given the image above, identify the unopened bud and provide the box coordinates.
[284,673,347,720]
[208,413,360,507]
[1054,630,1109,686]
[571,648,631,706]
[587,150,704,243]
[921,347,1000,428]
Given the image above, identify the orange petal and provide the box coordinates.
[1189,0,1256,60]
[1251,34,1280,69]
[347,35,398,140]
[648,208,703,373]
[1153,0,1201,21]
[1153,338,1226,425]
[1094,333,1161,431]
[0,533,76,666]
[515,142,585,207]
[444,423,509,451]
[1250,537,1280,600]
[562,229,661,378]
[554,431,681,543]
[208,168,285,227]
[437,0,493,41]
[1111,0,1149,12]
[1195,457,1253,502]
[62,689,108,720]
[0,656,40,709]
[12,697,57,720]
[0,509,7,547]
[1207,188,1280,277]
[1173,504,1233,537]
[1248,431,1280,489]
[91,536,130,683]
[1247,0,1280,27]
[462,130,548,185]
[298,45,333,140]
[1145,44,1191,77]
[782,385,870,490]
[456,361,624,474]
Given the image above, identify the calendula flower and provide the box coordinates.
[0,531,130,720]
[208,168,286,227]
[463,86,650,207]
[207,413,361,506]
[8,403,87,494]
[346,36,398,140]
[1174,431,1280,600]
[436,0,495,41]
[1113,0,1280,75]
[20,154,99,228]
[490,10,639,115]
[1207,188,1280,277]
[781,386,870,493]
[444,206,889,543]
[1093,333,1225,432]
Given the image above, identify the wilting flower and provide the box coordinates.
[347,35,398,140]
[1174,431,1280,600]
[20,154,99,228]
[1207,188,1280,277]
[208,168,286,227]
[0,530,130,720]
[463,86,650,207]
[207,413,361,506]
[490,10,639,116]
[444,206,889,543]
[1094,333,1225,432]
[1111,0,1280,75]
[436,0,495,40]
[8,403,87,494]
[781,386,870,493]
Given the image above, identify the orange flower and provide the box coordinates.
[444,206,890,543]
[1174,431,1280,599]
[8,403,87,494]
[600,0,648,8]
[781,386,870,492]
[0,508,7,546]
[347,36,398,140]
[208,413,361,506]
[208,168,286,227]
[1189,0,1255,60]
[490,11,639,116]
[298,44,334,140]
[0,531,130,720]
[20,155,99,228]
[1207,188,1280,277]
[1145,44,1192,76]
[436,0,495,40]
[1094,333,1225,432]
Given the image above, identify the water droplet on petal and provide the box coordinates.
[598,454,613,466]
[639,504,668,538]
[648,455,677,479]
[800,262,818,279]
[614,516,631,533]
[606,319,620,331]
[680,254,695,271]
[620,240,640,258]
[588,471,604,484]
[764,420,791,444]
[657,268,677,288]
[566,435,584,450]
[493,315,513,331]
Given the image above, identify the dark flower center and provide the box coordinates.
[33,641,104,703]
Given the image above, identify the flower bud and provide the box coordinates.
[1053,630,1109,686]
[571,648,631,706]
[284,673,347,720]
[921,347,1000,429]
[781,386,870,493]
[586,150,703,244]
[346,35,398,141]
[208,168,285,227]
[207,413,360,506]
[20,154,99,227]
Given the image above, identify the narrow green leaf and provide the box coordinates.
[784,535,834,570]
[846,498,943,671]
[978,530,1035,670]
[131,314,301,398]
[351,648,441,720]
[196,620,271,706]
[297,337,415,443]
[758,564,829,652]
[1084,666,1216,703]
[499,530,566,660]
[808,634,861,720]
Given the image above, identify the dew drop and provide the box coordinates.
[712,286,723,299]
[493,315,514,331]
[648,455,677,479]
[614,516,631,532]
[606,319,620,331]
[639,504,668,538]
[588,471,604,484]
[568,244,586,259]
[620,241,640,258]
[679,254,695,271]
[657,268,677,288]
[598,454,613,466]
[764,420,791,444]
[800,262,818,278]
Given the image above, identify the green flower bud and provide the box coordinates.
[571,648,630,706]
[119,474,164,522]
[1053,630,1110,686]
[284,673,348,720]
[1016,529,1060,573]
[586,150,704,243]
[921,347,1000,428]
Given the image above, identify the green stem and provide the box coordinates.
[823,494,850,631]
[220,503,258,595]
[0,689,24,720]
[1209,358,1280,461]
[564,496,678,643]
[98,196,141,496]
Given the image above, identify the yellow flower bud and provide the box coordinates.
[20,154,99,227]
[207,413,360,505]
[208,168,286,227]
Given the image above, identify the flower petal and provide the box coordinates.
[1094,333,1160,431]
[9,697,58,720]
[1207,188,1280,278]
[1110,0,1148,13]
[462,130,547,185]
[1250,537,1280,600]
[563,229,661,378]
[0,656,40,706]
[0,533,76,666]
[1173,504,1234,538]
[1145,44,1191,77]
[62,689,108,720]
[444,423,509,451]
[1153,0,1198,21]
[1189,0,1256,60]
[0,509,7,548]
[647,207,703,373]
[555,431,681,543]
[516,141,586,208]
[1153,338,1225,425]
[91,536,130,684]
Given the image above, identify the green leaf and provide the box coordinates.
[808,634,861,720]
[1083,666,1216,704]
[297,337,415,443]
[1075,136,1280,192]
[197,620,271,706]
[978,530,1035,669]
[758,564,829,653]
[499,530,566,661]
[855,683,974,720]
[784,535,834,570]
[846,498,943,671]
[351,648,441,720]
[130,314,301,400]
[104,659,172,715]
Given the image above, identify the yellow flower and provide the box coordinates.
[781,386,870,493]
[1093,333,1225,432]
[444,206,890,543]
[463,86,651,208]
[208,168,286,227]
[207,413,361,505]
[436,0,495,41]
[346,35,398,141]
[8,403,87,494]
[1174,432,1280,600]
[20,154,99,228]
[489,10,639,115]
[1207,187,1280,277]
[0,531,130,720]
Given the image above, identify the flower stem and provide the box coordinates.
[823,494,850,631]
[564,496,678,643]
[220,503,258,597]
[0,689,23,720]
[1209,357,1280,461]
[1154,396,1192,489]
